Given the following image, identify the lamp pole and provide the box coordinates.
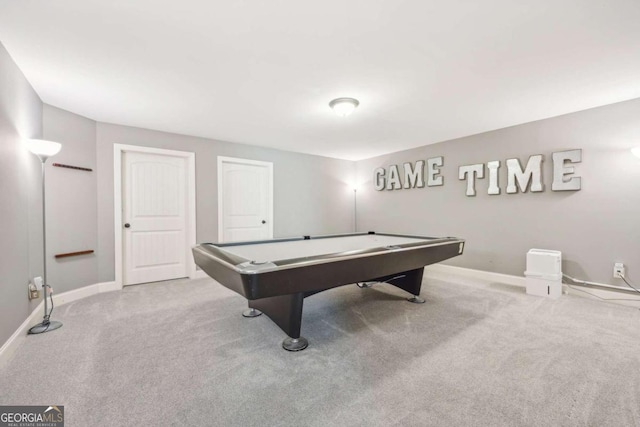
[41,160,55,325]
[353,188,357,232]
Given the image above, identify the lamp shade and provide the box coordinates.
[632,147,640,159]
[329,98,359,117]
[25,139,62,161]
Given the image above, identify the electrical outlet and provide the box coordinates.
[28,283,40,300]
[613,263,625,278]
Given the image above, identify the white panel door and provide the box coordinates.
[123,152,188,285]
[219,158,272,242]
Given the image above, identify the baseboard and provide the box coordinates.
[425,264,526,287]
[425,264,640,306]
[51,281,118,306]
[98,281,120,293]
[0,300,45,369]
[0,281,119,368]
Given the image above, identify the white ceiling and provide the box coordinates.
[1,0,639,161]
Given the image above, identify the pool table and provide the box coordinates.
[192,232,465,351]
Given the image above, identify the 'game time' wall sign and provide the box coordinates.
[373,149,582,196]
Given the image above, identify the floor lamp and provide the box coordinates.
[26,139,63,335]
[353,187,357,232]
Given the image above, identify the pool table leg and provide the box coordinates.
[248,292,309,351]
[385,268,426,303]
[242,307,263,318]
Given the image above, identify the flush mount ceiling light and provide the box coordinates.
[632,147,640,159]
[329,98,360,117]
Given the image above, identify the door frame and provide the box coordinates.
[217,156,274,242]
[114,144,197,288]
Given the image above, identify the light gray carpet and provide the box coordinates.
[1,276,639,426]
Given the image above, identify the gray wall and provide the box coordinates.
[356,98,640,285]
[0,42,43,346]
[43,105,98,293]
[96,123,356,282]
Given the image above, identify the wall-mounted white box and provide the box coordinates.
[525,249,562,299]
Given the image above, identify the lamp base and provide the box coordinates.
[28,320,63,335]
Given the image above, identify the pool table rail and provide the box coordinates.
[192,234,464,300]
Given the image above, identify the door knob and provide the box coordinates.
[261,220,266,224]
[124,223,131,228]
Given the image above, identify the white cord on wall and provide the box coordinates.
[562,273,640,294]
